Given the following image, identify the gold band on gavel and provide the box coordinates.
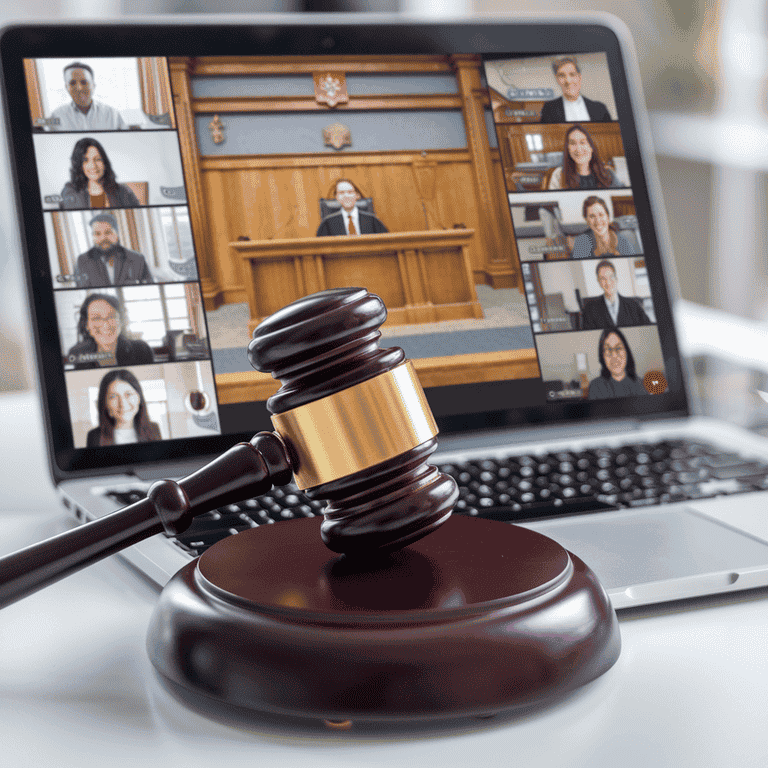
[270,361,438,489]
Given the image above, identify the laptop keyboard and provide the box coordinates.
[105,438,768,557]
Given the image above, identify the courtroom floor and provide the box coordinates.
[206,285,530,351]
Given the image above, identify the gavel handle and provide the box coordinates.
[0,432,292,609]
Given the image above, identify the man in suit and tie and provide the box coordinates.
[581,260,651,330]
[316,179,389,236]
[539,56,612,124]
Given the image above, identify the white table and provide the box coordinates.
[2,389,768,768]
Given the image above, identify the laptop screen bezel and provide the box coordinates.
[0,16,690,481]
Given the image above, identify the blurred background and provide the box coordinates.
[1,0,766,426]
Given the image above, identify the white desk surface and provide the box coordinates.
[2,389,768,768]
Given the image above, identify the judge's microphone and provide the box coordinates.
[0,287,458,609]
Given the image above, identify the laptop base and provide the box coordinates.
[147,515,620,721]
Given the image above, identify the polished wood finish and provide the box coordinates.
[215,348,540,405]
[452,55,520,289]
[191,55,454,76]
[0,432,292,609]
[23,60,44,125]
[168,58,224,310]
[611,195,637,218]
[490,90,546,124]
[200,148,468,172]
[248,287,457,555]
[0,284,619,721]
[233,230,483,332]
[192,93,463,114]
[200,150,494,300]
[147,516,621,720]
[168,54,519,306]
[137,58,176,129]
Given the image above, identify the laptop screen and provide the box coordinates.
[0,19,688,476]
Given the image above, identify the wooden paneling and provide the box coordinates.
[168,59,223,309]
[490,91,545,124]
[611,195,636,218]
[190,56,454,76]
[215,348,540,404]
[167,55,521,306]
[453,56,520,290]
[200,150,468,172]
[199,150,497,300]
[23,60,43,126]
[233,230,483,332]
[193,94,464,114]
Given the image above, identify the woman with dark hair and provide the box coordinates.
[548,124,622,190]
[66,293,153,370]
[59,137,140,210]
[86,368,162,447]
[588,328,649,399]
[571,195,638,259]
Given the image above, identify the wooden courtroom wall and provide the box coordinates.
[169,55,520,311]
[200,150,492,305]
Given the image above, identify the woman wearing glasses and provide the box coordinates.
[588,327,648,399]
[66,293,153,370]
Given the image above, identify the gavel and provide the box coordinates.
[0,286,620,721]
[0,287,458,609]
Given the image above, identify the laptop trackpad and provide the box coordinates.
[524,508,768,600]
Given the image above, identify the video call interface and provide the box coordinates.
[23,52,668,451]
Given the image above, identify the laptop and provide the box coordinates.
[3,13,768,610]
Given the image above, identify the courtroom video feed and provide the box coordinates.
[65,361,220,448]
[45,207,197,289]
[535,325,667,402]
[484,52,617,126]
[192,56,541,404]
[54,283,209,372]
[25,57,175,132]
[509,190,642,262]
[521,258,655,334]
[32,130,186,210]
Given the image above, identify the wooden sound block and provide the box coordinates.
[147,516,620,722]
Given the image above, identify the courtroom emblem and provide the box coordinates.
[323,123,352,151]
[208,114,225,145]
[314,72,349,108]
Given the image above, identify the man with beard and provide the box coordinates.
[73,213,154,288]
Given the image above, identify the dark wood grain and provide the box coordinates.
[250,286,457,555]
[148,516,621,720]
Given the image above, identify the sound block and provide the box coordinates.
[147,516,620,721]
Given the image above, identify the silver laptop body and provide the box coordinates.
[3,13,768,611]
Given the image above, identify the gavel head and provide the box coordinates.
[248,287,458,557]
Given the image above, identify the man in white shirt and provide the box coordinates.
[539,56,612,124]
[316,179,389,236]
[47,62,127,132]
